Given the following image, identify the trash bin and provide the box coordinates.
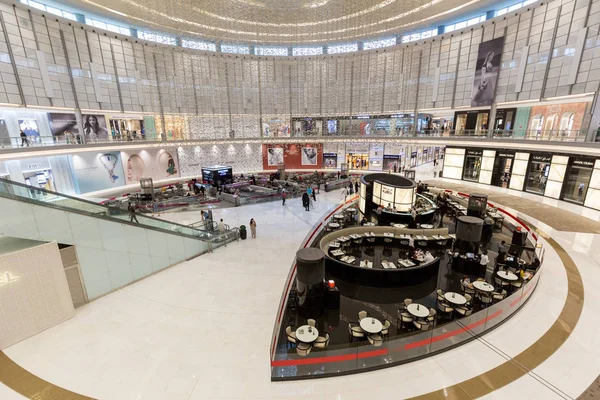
[239,225,247,240]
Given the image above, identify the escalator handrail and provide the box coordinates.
[0,177,208,241]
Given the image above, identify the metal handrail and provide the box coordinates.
[0,177,209,241]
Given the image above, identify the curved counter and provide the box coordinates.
[319,226,452,286]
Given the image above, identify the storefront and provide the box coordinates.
[491,151,515,188]
[382,155,400,173]
[561,157,595,204]
[346,153,369,170]
[292,118,322,136]
[410,152,417,167]
[453,110,489,134]
[158,115,187,140]
[323,153,338,169]
[107,114,145,140]
[263,117,290,137]
[524,154,552,194]
[462,149,483,182]
[493,108,516,133]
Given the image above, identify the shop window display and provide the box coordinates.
[463,150,483,181]
[524,154,551,194]
[562,158,595,204]
[346,153,369,170]
[491,152,514,188]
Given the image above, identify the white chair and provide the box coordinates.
[507,266,517,274]
[381,319,391,335]
[296,342,312,356]
[463,293,472,306]
[413,320,430,331]
[495,276,509,287]
[314,333,330,349]
[510,280,523,290]
[286,326,296,347]
[492,289,507,302]
[427,308,437,324]
[358,310,368,321]
[348,322,365,342]
[436,289,445,302]
[480,294,493,306]
[455,306,473,316]
[403,298,413,308]
[368,333,383,347]
[437,302,454,319]
[397,310,413,329]
[307,319,316,327]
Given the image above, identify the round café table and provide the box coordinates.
[472,281,495,293]
[420,224,434,229]
[444,292,467,306]
[333,214,344,220]
[359,317,383,334]
[295,325,319,343]
[406,303,429,318]
[497,270,518,281]
[328,222,340,229]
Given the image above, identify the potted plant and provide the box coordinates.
[239,224,247,240]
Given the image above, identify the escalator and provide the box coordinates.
[0,178,236,300]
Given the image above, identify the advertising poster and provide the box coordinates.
[121,149,179,183]
[71,152,126,193]
[369,143,384,171]
[301,146,318,166]
[360,121,371,135]
[267,147,284,166]
[48,113,79,140]
[323,153,337,169]
[383,155,400,172]
[18,119,40,139]
[471,37,505,107]
[81,114,109,142]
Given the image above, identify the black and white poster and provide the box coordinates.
[301,146,318,165]
[82,114,109,142]
[471,37,505,107]
[267,147,284,166]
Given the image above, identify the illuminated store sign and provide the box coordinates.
[532,155,552,162]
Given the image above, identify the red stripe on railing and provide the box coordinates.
[402,309,503,351]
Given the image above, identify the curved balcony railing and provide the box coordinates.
[1,128,593,151]
[269,194,542,381]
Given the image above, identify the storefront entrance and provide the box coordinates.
[561,158,595,204]
[346,153,369,170]
[524,154,552,194]
[491,152,514,188]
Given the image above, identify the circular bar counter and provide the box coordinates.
[319,225,453,287]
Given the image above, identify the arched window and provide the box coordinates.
[544,113,557,134]
[530,115,544,136]
[559,112,575,136]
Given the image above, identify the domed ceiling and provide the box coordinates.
[71,0,482,45]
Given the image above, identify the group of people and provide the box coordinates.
[301,185,318,211]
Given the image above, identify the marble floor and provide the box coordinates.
[1,166,600,399]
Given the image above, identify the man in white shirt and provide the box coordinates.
[218,219,225,233]
[479,251,490,275]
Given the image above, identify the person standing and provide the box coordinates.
[218,218,225,233]
[337,171,340,180]
[354,180,359,194]
[128,202,139,223]
[249,218,257,239]
[20,130,29,147]
[311,186,316,202]
[281,189,286,206]
[152,199,160,217]
[479,251,490,277]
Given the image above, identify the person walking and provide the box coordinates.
[311,186,316,202]
[218,218,225,233]
[479,251,490,277]
[354,180,359,194]
[281,189,286,206]
[128,202,139,223]
[249,218,257,239]
[302,192,310,211]
[20,130,29,147]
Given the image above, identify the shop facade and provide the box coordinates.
[443,146,600,211]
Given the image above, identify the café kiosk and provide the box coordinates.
[359,173,436,226]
